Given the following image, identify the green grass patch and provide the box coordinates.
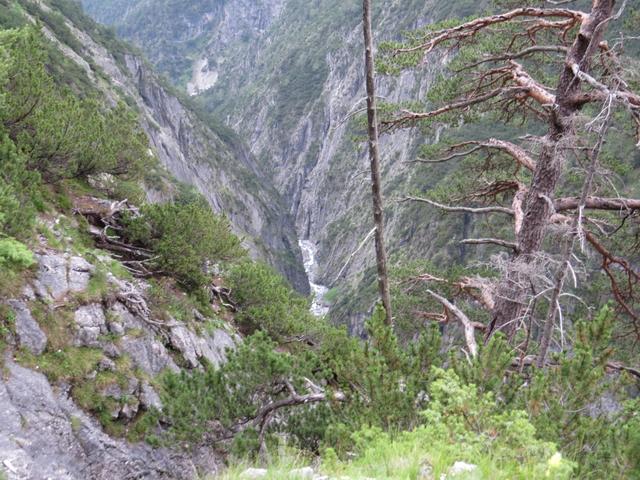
[16,347,102,383]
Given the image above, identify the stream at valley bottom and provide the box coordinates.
[298,239,330,316]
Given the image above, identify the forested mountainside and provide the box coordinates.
[2,0,640,479]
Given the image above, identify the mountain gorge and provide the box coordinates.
[83,0,484,330]
[2,0,640,478]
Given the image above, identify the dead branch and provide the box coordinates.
[415,139,536,171]
[394,7,586,56]
[555,196,640,212]
[460,238,519,251]
[382,87,509,130]
[401,196,514,215]
[426,289,479,357]
[509,61,557,105]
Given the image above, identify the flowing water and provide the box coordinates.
[298,239,330,316]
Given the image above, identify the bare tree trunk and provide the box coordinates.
[537,111,611,367]
[362,0,393,326]
[488,0,615,340]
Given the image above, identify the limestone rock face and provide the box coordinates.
[6,300,47,355]
[32,253,69,301]
[0,361,210,479]
[32,253,96,302]
[1,249,240,478]
[74,304,108,347]
[120,335,179,376]
[169,324,237,369]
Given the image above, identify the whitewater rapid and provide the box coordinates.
[298,240,330,317]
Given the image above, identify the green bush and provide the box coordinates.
[160,331,312,446]
[0,133,40,238]
[123,193,245,291]
[0,237,34,271]
[226,261,312,339]
[319,368,575,480]
[452,306,640,479]
[0,26,150,182]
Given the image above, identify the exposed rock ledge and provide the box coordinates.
[1,247,238,479]
[0,359,213,479]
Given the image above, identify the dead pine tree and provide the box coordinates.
[362,0,393,326]
[379,0,640,361]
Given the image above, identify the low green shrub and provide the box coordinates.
[0,133,40,239]
[226,261,312,339]
[1,27,150,183]
[0,237,34,271]
[123,192,245,292]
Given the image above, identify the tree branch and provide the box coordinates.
[426,289,479,357]
[460,238,519,251]
[402,196,514,215]
[394,8,587,56]
[555,196,640,212]
[458,45,569,71]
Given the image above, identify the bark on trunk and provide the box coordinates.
[363,0,393,326]
[488,0,616,340]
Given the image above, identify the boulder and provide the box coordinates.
[289,466,315,478]
[120,336,179,377]
[33,253,69,301]
[7,300,47,355]
[447,461,478,478]
[240,468,268,479]
[74,304,107,347]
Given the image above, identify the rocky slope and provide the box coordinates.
[1,213,235,479]
[82,0,485,328]
[34,0,309,294]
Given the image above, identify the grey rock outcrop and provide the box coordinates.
[0,360,215,479]
[6,300,47,355]
[33,253,95,302]
[169,323,237,369]
[120,335,179,376]
[74,303,108,347]
[32,253,70,301]
[1,248,239,478]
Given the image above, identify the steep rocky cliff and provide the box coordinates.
[1,212,234,478]
[82,0,484,329]
[37,0,309,294]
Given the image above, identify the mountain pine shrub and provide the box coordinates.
[123,192,245,292]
